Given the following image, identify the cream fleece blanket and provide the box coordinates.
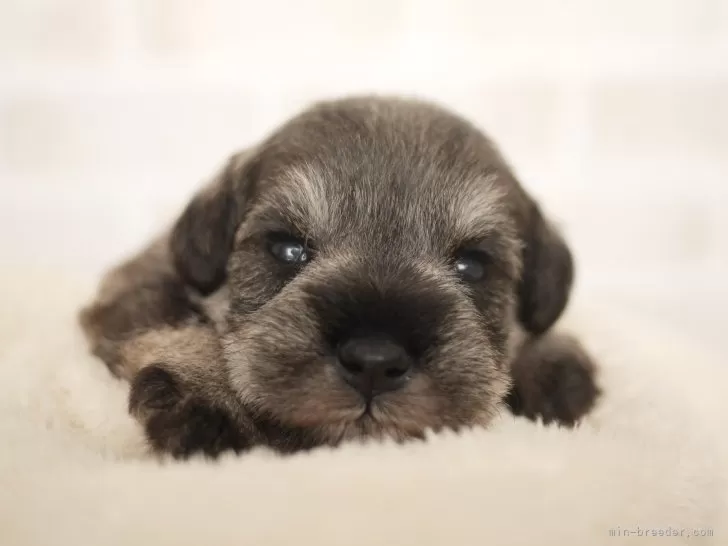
[1,271,726,546]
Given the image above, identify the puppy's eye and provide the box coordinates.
[454,251,488,282]
[268,236,310,265]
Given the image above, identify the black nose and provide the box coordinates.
[337,335,411,397]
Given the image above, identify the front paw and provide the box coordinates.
[129,364,250,459]
[506,335,600,427]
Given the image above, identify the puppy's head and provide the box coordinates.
[172,97,573,448]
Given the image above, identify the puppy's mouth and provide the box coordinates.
[289,364,445,441]
[338,405,430,444]
[332,395,432,440]
[353,401,377,424]
[328,397,380,425]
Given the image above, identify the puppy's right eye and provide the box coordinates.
[453,249,489,282]
[268,235,310,265]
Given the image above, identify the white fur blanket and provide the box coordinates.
[1,271,726,545]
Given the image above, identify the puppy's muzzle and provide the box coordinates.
[337,334,412,398]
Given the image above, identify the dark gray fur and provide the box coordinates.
[80,96,600,458]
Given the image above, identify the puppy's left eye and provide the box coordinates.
[268,236,310,265]
[454,251,488,282]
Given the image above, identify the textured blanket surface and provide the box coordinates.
[1,272,726,546]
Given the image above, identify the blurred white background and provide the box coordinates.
[0,0,726,351]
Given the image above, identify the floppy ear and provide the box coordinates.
[517,201,574,335]
[170,151,258,295]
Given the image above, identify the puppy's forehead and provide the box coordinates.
[276,163,505,238]
[253,99,515,250]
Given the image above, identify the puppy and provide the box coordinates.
[80,96,599,458]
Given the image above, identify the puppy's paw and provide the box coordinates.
[506,334,600,427]
[129,364,250,459]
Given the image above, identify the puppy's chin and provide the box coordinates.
[231,358,499,448]
[285,392,444,444]
[275,393,494,448]
[259,401,440,448]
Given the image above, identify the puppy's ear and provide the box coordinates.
[517,201,574,335]
[171,151,258,294]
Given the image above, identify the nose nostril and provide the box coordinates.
[384,366,406,378]
[342,360,363,374]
